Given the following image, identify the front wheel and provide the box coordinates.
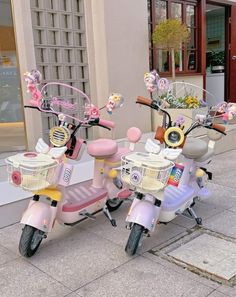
[19,225,45,257]
[125,223,145,256]
[106,198,123,212]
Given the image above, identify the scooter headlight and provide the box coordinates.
[49,126,70,147]
[164,127,185,148]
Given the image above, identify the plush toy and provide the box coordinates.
[106,93,124,114]
[24,70,43,106]
[144,70,159,93]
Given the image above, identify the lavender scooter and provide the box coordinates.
[121,96,226,255]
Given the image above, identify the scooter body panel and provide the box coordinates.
[21,201,57,233]
[126,199,160,231]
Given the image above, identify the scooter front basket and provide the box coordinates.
[5,152,59,191]
[121,152,174,192]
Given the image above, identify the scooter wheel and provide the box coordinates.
[125,223,145,256]
[106,198,123,212]
[19,225,45,257]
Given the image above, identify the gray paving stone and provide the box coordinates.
[0,223,23,254]
[27,228,132,291]
[217,285,236,297]
[204,210,236,238]
[208,150,236,171]
[202,183,236,210]
[168,234,236,280]
[76,256,214,297]
[83,202,186,253]
[143,253,220,289]
[207,290,229,297]
[0,245,19,266]
[0,258,71,297]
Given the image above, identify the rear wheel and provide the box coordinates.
[19,225,45,257]
[106,198,123,212]
[125,223,145,256]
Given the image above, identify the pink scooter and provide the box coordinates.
[6,70,141,257]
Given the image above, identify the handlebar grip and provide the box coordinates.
[211,123,226,133]
[136,96,152,106]
[99,119,115,129]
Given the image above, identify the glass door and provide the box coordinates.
[0,0,26,153]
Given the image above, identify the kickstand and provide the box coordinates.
[187,207,202,225]
[103,205,117,227]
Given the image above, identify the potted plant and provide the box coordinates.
[152,19,190,82]
[210,51,225,73]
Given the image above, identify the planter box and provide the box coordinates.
[152,107,208,137]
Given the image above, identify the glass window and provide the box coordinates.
[155,0,167,24]
[186,5,195,27]
[171,2,182,20]
[150,0,199,74]
[0,0,26,152]
[157,50,169,72]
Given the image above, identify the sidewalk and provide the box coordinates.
[0,150,236,297]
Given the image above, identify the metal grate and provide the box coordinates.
[30,0,89,141]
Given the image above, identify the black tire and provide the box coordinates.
[19,225,44,257]
[125,223,145,256]
[106,198,123,212]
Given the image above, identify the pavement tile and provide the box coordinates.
[0,245,19,266]
[143,253,219,289]
[0,258,71,297]
[217,285,236,297]
[208,150,236,172]
[204,210,236,238]
[168,234,236,280]
[202,183,236,210]
[0,223,22,254]
[76,256,214,297]
[207,290,229,297]
[83,202,186,253]
[27,228,132,291]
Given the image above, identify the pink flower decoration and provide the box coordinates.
[11,171,22,186]
[32,90,42,101]
[86,105,100,117]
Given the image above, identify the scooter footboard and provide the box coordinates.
[21,201,56,233]
[126,200,160,231]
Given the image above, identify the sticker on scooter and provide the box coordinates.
[130,168,142,185]
[168,163,184,187]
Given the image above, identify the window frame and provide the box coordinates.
[148,0,203,76]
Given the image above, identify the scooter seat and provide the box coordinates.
[182,138,208,159]
[105,147,130,164]
[87,139,118,157]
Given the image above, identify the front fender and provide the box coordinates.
[21,201,56,233]
[126,200,160,231]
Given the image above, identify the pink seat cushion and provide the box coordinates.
[87,138,118,157]
[105,147,130,163]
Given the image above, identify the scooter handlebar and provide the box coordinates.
[136,96,152,107]
[211,123,226,133]
[98,118,115,129]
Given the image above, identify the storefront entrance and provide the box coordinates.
[0,0,26,152]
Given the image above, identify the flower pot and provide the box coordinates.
[152,107,208,137]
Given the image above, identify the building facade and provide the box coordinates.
[0,0,236,153]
